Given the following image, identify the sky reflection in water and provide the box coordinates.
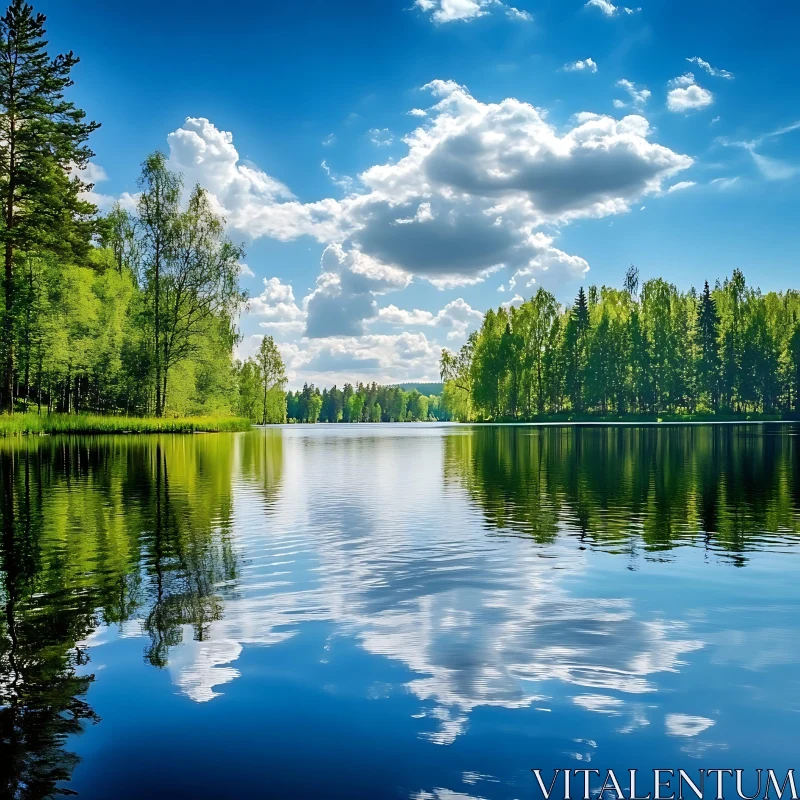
[1,424,799,799]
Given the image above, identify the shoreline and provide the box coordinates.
[267,416,800,428]
[3,414,798,437]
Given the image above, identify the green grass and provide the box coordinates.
[0,413,253,436]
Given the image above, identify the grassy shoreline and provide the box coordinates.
[0,413,252,436]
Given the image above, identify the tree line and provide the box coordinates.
[233,353,451,424]
[285,382,447,424]
[0,0,246,418]
[441,267,800,421]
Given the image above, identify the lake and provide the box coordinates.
[1,424,799,799]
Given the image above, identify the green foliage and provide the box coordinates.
[0,148,250,419]
[0,67,250,421]
[286,382,449,423]
[134,154,245,417]
[441,270,800,421]
[248,335,287,424]
[236,359,262,421]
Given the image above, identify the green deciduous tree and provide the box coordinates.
[255,336,286,425]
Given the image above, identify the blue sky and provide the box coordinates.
[42,0,800,387]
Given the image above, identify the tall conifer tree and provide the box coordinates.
[697,281,721,410]
[0,0,98,411]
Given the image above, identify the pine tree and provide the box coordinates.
[568,287,590,412]
[0,0,99,411]
[573,286,590,334]
[697,281,721,410]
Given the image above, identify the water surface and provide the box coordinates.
[1,424,799,799]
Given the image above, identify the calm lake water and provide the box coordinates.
[1,424,799,799]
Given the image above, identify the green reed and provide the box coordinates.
[0,413,253,436]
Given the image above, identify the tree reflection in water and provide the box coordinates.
[1,425,799,797]
[444,424,800,560]
[0,447,99,798]
[0,431,282,797]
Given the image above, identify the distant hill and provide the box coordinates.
[395,382,444,396]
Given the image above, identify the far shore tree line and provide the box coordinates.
[440,267,800,422]
[286,383,447,424]
[233,343,448,424]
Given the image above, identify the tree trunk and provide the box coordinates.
[2,109,16,415]
[3,242,14,414]
[154,246,162,417]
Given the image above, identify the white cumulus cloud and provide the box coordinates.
[564,58,598,73]
[414,0,531,24]
[163,87,691,336]
[667,73,714,113]
[167,116,343,243]
[282,331,443,386]
[303,244,411,338]
[585,0,640,16]
[377,297,483,338]
[246,277,306,333]
[74,161,139,212]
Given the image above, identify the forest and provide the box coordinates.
[0,0,256,422]
[440,267,800,422]
[283,383,448,423]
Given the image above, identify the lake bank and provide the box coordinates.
[0,413,252,436]
[467,411,800,424]
[5,412,796,437]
